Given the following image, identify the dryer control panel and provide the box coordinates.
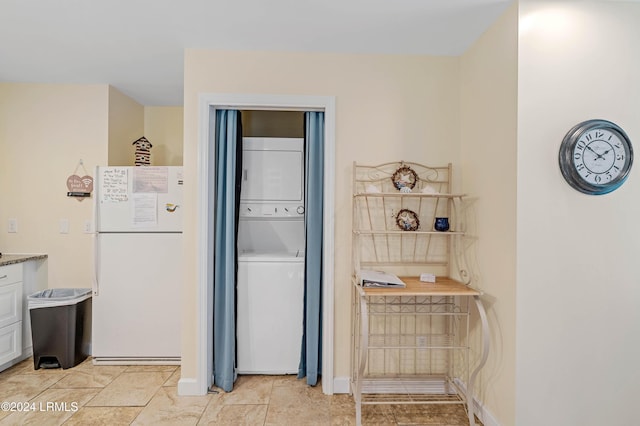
[239,203,304,218]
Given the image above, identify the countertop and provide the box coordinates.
[0,254,48,267]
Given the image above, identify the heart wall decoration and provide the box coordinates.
[66,174,94,201]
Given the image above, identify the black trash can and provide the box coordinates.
[28,288,92,370]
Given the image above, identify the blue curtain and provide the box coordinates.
[298,111,324,385]
[213,109,242,392]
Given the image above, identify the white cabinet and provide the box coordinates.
[0,263,23,366]
[0,323,21,366]
[0,256,48,372]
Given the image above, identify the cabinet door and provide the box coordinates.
[0,263,23,286]
[0,322,22,366]
[0,282,22,329]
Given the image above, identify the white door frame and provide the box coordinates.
[191,93,335,395]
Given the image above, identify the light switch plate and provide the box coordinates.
[59,219,69,234]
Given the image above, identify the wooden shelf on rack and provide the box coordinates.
[359,276,481,297]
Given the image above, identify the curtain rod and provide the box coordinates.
[211,105,325,112]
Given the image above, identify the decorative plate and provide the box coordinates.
[391,166,418,191]
[396,209,420,231]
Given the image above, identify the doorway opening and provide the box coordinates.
[237,110,305,376]
[192,94,336,395]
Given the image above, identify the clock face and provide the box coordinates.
[573,129,626,185]
[559,120,633,195]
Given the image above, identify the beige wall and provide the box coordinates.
[181,50,462,381]
[0,83,108,287]
[108,98,184,167]
[108,86,144,166]
[460,4,518,425]
[0,84,179,288]
[144,106,184,166]
[516,2,640,425]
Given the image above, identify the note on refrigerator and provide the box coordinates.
[133,167,169,193]
[131,193,158,227]
[101,168,129,203]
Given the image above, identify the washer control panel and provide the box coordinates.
[240,203,305,218]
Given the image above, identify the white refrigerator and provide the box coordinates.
[92,166,183,364]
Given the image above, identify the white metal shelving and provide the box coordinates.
[350,161,489,426]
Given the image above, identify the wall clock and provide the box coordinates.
[559,119,633,195]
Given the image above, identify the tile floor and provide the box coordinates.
[0,357,482,425]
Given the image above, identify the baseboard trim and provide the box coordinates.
[333,376,350,394]
[177,377,202,395]
[92,357,180,365]
[453,378,500,426]
[473,399,500,426]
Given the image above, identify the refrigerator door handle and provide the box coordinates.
[93,164,99,296]
[93,232,100,296]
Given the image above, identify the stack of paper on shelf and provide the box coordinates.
[359,269,406,288]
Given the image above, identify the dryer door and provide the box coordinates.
[241,149,303,202]
[240,137,304,204]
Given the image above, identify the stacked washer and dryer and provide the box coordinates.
[236,137,306,374]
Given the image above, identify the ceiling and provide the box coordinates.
[0,0,514,106]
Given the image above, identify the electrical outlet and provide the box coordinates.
[416,336,427,347]
[7,219,17,233]
[84,220,93,234]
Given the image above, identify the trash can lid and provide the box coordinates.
[28,288,92,309]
